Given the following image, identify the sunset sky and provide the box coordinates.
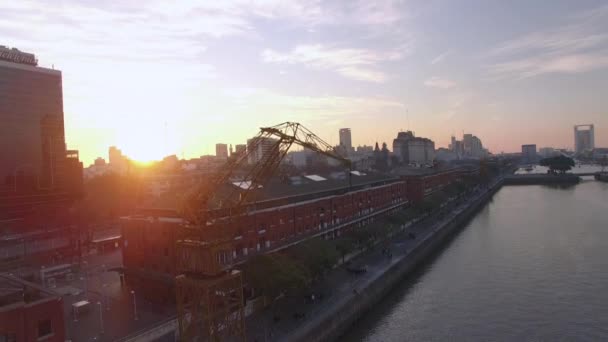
[2,0,607,164]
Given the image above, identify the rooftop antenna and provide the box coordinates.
[164,121,168,157]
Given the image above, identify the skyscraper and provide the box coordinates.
[0,45,82,194]
[339,128,352,151]
[0,46,82,221]
[574,124,595,154]
[216,143,228,159]
[247,137,278,164]
[521,144,537,164]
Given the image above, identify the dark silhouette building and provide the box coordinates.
[0,46,83,220]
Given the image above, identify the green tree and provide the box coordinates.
[540,155,575,174]
[334,237,356,264]
[245,254,309,299]
[289,238,339,279]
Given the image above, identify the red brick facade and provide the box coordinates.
[0,276,65,342]
[121,168,475,302]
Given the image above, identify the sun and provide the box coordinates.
[118,133,176,163]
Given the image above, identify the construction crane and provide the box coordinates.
[175,122,351,341]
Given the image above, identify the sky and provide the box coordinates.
[2,0,608,165]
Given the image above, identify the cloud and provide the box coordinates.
[222,87,405,116]
[430,52,449,65]
[486,4,608,79]
[262,44,403,82]
[488,53,608,79]
[424,77,456,89]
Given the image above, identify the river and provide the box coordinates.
[344,180,608,341]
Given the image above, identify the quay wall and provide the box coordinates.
[503,174,580,185]
[291,179,504,342]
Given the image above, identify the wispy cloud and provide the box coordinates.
[424,77,456,89]
[262,44,403,82]
[488,53,608,79]
[430,51,449,65]
[486,4,608,79]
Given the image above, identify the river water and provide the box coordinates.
[344,180,608,341]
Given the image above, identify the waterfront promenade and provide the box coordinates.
[246,177,503,342]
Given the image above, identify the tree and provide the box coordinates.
[289,238,339,279]
[335,237,356,264]
[540,155,575,174]
[245,254,309,299]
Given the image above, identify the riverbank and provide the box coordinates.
[504,174,580,185]
[276,178,504,342]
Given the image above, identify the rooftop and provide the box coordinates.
[0,274,57,308]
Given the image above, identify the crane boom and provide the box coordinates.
[182,122,351,226]
[175,122,350,341]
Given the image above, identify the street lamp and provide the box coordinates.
[103,283,110,310]
[80,276,87,298]
[131,290,138,321]
[97,301,104,334]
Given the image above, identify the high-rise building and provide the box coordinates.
[235,144,246,153]
[215,143,228,159]
[392,131,435,165]
[0,46,82,195]
[339,128,352,152]
[108,146,123,165]
[521,144,537,164]
[470,136,483,158]
[247,137,279,164]
[459,133,485,158]
[574,124,595,154]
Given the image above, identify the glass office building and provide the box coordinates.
[0,47,73,193]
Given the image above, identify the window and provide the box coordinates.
[38,319,53,338]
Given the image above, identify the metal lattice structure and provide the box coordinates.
[175,122,351,342]
[176,271,245,342]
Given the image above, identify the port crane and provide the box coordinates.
[175,122,351,341]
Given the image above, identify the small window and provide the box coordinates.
[38,319,52,338]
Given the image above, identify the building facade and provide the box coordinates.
[574,124,595,154]
[247,137,279,165]
[339,128,352,154]
[120,166,478,303]
[392,131,435,165]
[0,274,65,342]
[521,144,537,164]
[216,143,229,159]
[0,46,83,220]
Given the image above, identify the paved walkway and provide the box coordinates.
[245,180,501,342]
[59,250,176,341]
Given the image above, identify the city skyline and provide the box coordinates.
[2,0,608,164]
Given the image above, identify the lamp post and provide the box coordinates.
[131,290,138,321]
[81,261,88,298]
[97,301,104,334]
[103,283,110,310]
